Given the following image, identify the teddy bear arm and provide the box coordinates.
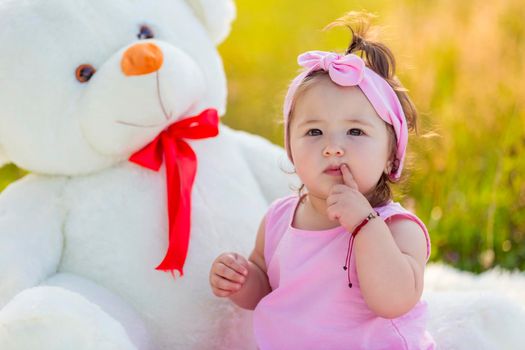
[0,285,138,350]
[0,175,67,308]
[223,126,298,204]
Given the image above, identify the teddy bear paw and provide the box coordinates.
[0,286,137,350]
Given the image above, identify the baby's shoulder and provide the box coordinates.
[375,201,416,220]
[375,201,428,239]
[266,194,298,218]
[375,201,431,261]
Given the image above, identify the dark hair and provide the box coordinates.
[287,11,418,207]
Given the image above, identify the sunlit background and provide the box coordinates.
[1,0,523,273]
[218,0,525,273]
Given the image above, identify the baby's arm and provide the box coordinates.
[209,215,271,310]
[355,216,428,318]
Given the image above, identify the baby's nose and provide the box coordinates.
[323,144,345,156]
[121,42,164,76]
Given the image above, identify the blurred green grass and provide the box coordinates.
[218,0,525,273]
[1,0,523,273]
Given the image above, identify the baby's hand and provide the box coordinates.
[326,164,374,231]
[209,252,249,298]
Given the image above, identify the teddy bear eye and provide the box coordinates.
[138,25,155,40]
[75,64,96,83]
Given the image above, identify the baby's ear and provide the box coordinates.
[384,159,394,175]
[186,0,236,45]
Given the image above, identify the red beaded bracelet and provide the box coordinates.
[343,211,380,288]
[352,211,379,237]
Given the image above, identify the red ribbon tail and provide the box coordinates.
[156,137,196,274]
[155,259,184,277]
[127,108,219,276]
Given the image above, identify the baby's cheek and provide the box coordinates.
[355,172,380,196]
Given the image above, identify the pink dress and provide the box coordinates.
[253,195,436,350]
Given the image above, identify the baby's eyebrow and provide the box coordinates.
[343,118,373,127]
[298,118,373,127]
[298,119,323,127]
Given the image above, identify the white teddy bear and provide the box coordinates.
[0,0,294,349]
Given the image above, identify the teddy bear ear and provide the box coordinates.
[186,0,236,45]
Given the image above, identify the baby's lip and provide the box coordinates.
[324,164,343,172]
[324,165,344,176]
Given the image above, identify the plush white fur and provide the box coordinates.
[0,0,295,349]
[1,0,525,349]
[424,263,525,349]
[0,286,137,349]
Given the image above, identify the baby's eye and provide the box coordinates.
[306,129,322,136]
[347,128,364,136]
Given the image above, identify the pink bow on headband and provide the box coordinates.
[283,50,409,180]
[298,51,365,86]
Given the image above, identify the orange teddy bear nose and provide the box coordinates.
[121,42,164,76]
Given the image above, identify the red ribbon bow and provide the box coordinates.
[129,108,219,276]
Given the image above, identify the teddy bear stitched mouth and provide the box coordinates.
[115,70,183,128]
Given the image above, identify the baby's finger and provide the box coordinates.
[211,275,242,295]
[216,262,246,284]
[329,184,349,195]
[340,164,359,191]
[326,192,341,207]
[222,253,249,276]
[232,253,250,275]
[326,203,340,221]
[212,288,233,298]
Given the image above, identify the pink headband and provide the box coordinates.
[283,50,408,180]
